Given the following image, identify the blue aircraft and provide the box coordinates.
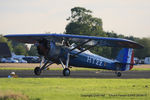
[5,34,143,77]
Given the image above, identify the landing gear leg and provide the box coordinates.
[59,53,71,76]
[34,57,53,76]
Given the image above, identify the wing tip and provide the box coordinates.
[132,42,144,49]
[137,44,144,49]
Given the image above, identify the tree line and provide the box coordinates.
[0,7,150,59]
[0,35,38,56]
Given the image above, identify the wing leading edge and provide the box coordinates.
[4,33,143,49]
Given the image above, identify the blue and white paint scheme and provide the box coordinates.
[4,33,143,77]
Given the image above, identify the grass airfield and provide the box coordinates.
[0,78,150,100]
[0,63,150,100]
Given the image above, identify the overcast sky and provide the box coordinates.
[0,0,150,38]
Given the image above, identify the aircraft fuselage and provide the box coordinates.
[57,47,118,71]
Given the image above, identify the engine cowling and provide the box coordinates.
[37,39,63,60]
[47,42,62,59]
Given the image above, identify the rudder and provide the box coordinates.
[116,48,134,70]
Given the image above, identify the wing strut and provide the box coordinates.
[59,53,71,76]
[70,39,91,51]
[72,42,99,57]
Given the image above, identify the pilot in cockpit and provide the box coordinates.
[70,43,85,51]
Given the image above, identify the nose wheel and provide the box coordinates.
[60,53,71,76]
[34,67,41,75]
[34,58,53,76]
[63,68,70,76]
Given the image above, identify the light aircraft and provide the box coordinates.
[4,34,143,77]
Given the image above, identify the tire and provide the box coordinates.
[63,68,70,76]
[34,67,41,76]
[117,72,122,77]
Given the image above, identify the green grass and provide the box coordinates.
[0,78,150,100]
[132,68,150,71]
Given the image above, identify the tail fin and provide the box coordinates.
[116,48,134,70]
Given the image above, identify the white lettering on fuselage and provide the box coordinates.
[87,56,103,66]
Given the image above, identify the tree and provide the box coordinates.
[13,44,28,55]
[65,7,105,37]
[65,7,109,57]
[28,45,38,56]
[0,35,13,51]
[135,38,150,59]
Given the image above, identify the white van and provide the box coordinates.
[144,57,150,64]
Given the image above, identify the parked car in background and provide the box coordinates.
[14,58,27,63]
[11,53,25,59]
[134,57,139,64]
[18,59,27,63]
[22,56,40,63]
[0,58,18,63]
[139,59,145,64]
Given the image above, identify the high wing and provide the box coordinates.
[4,33,143,49]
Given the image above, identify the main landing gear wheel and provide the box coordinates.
[116,72,122,77]
[63,68,70,76]
[34,67,41,76]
